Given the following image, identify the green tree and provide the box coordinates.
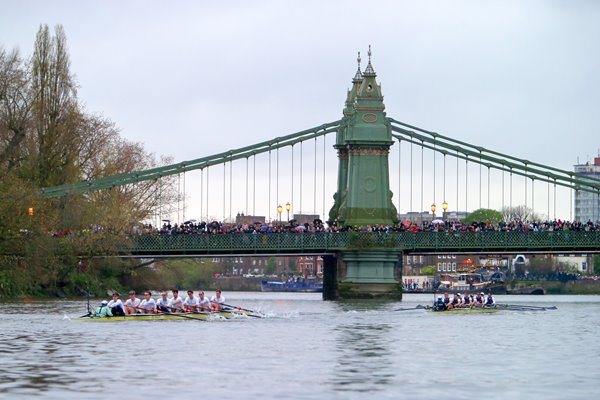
[463,208,503,225]
[421,265,437,276]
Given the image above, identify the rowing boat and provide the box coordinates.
[76,309,261,321]
[428,306,500,314]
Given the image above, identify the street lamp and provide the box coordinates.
[430,203,436,219]
[285,202,291,222]
[442,201,448,219]
[277,204,283,222]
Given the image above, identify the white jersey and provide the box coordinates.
[170,295,184,309]
[184,296,198,308]
[485,295,496,305]
[107,298,124,312]
[210,295,225,305]
[124,297,141,311]
[197,297,211,311]
[139,298,156,311]
[156,297,171,308]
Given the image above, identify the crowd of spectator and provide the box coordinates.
[144,218,600,236]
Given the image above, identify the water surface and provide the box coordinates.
[1,293,599,399]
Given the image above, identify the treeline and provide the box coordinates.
[0,24,175,297]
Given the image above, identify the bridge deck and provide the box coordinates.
[121,231,600,256]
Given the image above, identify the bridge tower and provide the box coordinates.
[324,47,402,300]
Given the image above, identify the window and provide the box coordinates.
[437,263,442,272]
[452,262,457,271]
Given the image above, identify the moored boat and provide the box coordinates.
[261,280,323,292]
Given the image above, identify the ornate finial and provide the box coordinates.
[353,51,363,82]
[363,45,375,76]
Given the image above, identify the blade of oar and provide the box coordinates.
[394,304,425,311]
[213,301,262,317]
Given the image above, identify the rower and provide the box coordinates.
[485,292,496,306]
[124,290,141,315]
[170,289,184,312]
[463,291,472,307]
[474,291,485,306]
[139,291,156,314]
[449,293,461,309]
[210,289,225,311]
[156,291,171,313]
[107,292,125,316]
[94,300,113,318]
[183,290,198,312]
[197,291,211,311]
[443,292,451,309]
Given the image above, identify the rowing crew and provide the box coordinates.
[433,291,496,311]
[95,289,226,317]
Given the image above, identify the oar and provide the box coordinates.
[498,303,557,311]
[394,304,425,311]
[212,301,262,317]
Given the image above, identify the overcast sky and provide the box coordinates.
[2,0,599,222]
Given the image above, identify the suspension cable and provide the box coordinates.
[268,149,272,221]
[206,168,209,221]
[177,173,181,223]
[183,171,186,223]
[410,140,413,213]
[291,144,294,215]
[420,141,424,213]
[245,157,249,216]
[479,152,482,209]
[443,153,446,207]
[398,138,402,213]
[465,156,468,213]
[553,180,557,220]
[223,162,226,222]
[433,140,436,211]
[230,160,233,222]
[276,146,280,221]
[322,135,326,219]
[253,155,256,217]
[456,150,459,213]
[313,137,317,214]
[487,166,490,209]
[200,169,203,222]
[299,141,303,216]
[509,167,513,212]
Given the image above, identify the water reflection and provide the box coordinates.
[331,302,396,393]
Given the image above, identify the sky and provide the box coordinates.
[2,0,599,223]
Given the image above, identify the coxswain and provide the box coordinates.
[156,291,171,313]
[433,296,446,311]
[94,300,113,318]
[139,291,156,314]
[124,290,141,315]
[485,291,496,306]
[170,289,184,312]
[107,292,125,316]
[183,290,198,312]
[210,289,225,311]
[197,291,211,311]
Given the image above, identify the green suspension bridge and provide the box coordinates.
[40,49,600,299]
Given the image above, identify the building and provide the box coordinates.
[574,157,600,222]
[397,212,433,224]
[235,213,265,225]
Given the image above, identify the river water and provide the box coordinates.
[1,293,599,400]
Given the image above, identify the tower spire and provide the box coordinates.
[353,51,362,82]
[363,44,376,76]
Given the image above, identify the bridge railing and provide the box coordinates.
[122,230,600,255]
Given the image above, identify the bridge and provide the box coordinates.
[40,48,600,299]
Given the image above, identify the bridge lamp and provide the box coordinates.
[277,204,283,222]
[442,201,448,212]
[285,202,291,222]
[430,203,436,215]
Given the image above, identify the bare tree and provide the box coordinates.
[0,47,33,173]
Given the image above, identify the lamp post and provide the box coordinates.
[277,204,283,222]
[430,203,436,220]
[442,201,448,219]
[285,202,291,222]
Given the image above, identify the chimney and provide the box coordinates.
[595,157,600,166]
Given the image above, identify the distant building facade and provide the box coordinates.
[574,157,600,222]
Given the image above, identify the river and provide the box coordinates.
[1,293,599,399]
